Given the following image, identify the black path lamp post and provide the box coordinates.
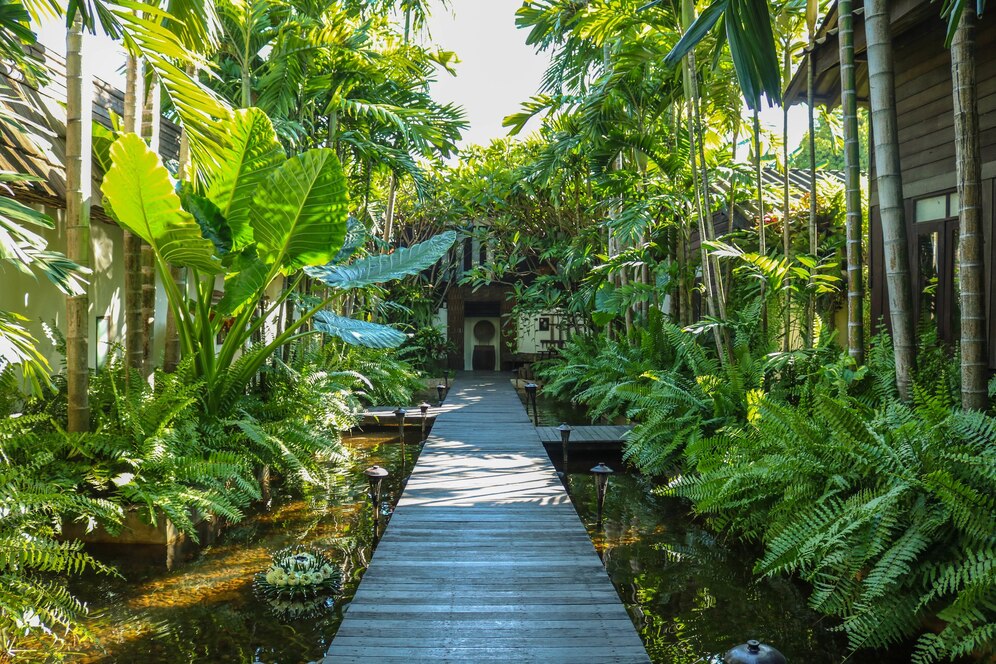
[393,407,407,441]
[436,383,446,405]
[723,640,786,664]
[557,422,572,469]
[591,462,613,528]
[524,382,539,426]
[419,402,430,441]
[363,465,389,525]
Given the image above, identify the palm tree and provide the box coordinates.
[865,0,915,398]
[65,15,91,432]
[948,2,987,410]
[838,0,864,365]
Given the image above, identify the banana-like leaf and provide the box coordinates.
[102,133,221,273]
[306,230,456,289]
[313,311,407,348]
[250,148,348,272]
[206,108,285,251]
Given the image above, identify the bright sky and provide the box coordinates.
[34,4,807,152]
[425,0,549,148]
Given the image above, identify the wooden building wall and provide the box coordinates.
[893,16,996,191]
[869,10,996,367]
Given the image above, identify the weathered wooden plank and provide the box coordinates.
[535,425,633,444]
[325,373,649,662]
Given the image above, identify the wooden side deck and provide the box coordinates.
[323,373,649,663]
[536,424,633,444]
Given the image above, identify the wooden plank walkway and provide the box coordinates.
[536,424,633,444]
[323,373,649,663]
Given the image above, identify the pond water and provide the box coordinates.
[553,449,916,664]
[68,390,918,664]
[69,430,422,664]
[515,387,597,426]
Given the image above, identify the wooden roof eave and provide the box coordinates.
[785,0,938,109]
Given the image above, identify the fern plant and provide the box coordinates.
[0,415,119,658]
[669,389,996,662]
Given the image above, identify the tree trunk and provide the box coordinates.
[124,55,144,374]
[838,0,865,365]
[383,171,398,243]
[66,16,91,432]
[753,109,768,338]
[805,44,818,347]
[866,0,915,396]
[686,95,725,361]
[782,70,792,352]
[951,5,987,410]
[141,72,161,374]
[162,66,194,373]
[688,52,727,320]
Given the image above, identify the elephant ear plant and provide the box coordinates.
[102,108,455,415]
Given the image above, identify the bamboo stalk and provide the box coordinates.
[866,0,916,395]
[65,16,91,432]
[951,5,987,410]
[838,0,865,365]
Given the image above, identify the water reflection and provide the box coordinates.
[515,388,596,426]
[557,450,914,663]
[70,431,420,664]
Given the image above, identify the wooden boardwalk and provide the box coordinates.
[536,424,632,444]
[323,373,649,663]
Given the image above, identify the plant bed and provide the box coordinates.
[62,506,223,569]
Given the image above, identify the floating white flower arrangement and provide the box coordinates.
[254,547,342,611]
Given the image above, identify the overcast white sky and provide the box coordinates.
[425,0,549,147]
[34,3,805,152]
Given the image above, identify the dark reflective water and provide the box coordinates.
[70,431,421,664]
[556,448,915,663]
[515,386,597,425]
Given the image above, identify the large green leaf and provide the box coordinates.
[206,108,285,251]
[102,133,221,273]
[178,183,232,256]
[250,148,348,272]
[306,230,456,289]
[216,251,269,317]
[334,215,366,263]
[313,312,407,348]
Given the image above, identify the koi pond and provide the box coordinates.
[69,392,914,663]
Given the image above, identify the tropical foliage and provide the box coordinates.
[1,0,994,660]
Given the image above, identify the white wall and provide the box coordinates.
[1,205,171,375]
[514,312,567,355]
